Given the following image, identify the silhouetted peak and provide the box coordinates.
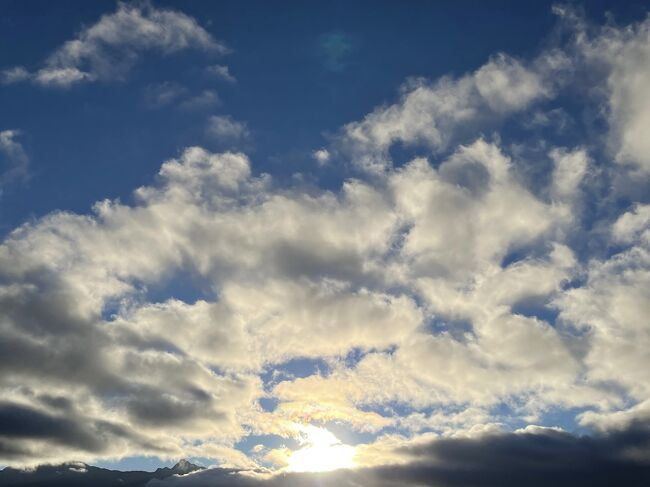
[171,459,203,475]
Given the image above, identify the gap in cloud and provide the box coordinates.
[537,406,591,434]
[261,357,332,391]
[100,268,215,322]
[342,346,372,369]
[236,433,299,456]
[259,397,279,413]
[489,402,530,430]
[511,297,560,326]
[318,420,377,446]
[500,244,552,268]
[144,268,216,306]
[95,455,176,472]
[425,317,476,343]
[387,141,435,170]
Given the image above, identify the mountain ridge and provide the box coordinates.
[0,459,204,486]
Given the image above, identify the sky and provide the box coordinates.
[1,0,650,484]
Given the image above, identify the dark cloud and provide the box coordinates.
[271,241,363,282]
[147,423,650,487]
[125,388,221,427]
[0,280,123,393]
[0,402,106,452]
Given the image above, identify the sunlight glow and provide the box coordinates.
[286,425,356,473]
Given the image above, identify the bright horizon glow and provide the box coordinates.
[286,425,356,473]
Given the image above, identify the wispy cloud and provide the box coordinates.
[206,115,250,144]
[179,90,221,111]
[0,130,29,191]
[206,64,237,83]
[144,81,189,108]
[3,1,226,88]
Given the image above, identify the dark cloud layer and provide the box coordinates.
[147,423,650,487]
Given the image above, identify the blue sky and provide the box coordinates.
[2,0,644,233]
[2,0,650,481]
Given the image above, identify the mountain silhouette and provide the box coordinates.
[0,459,204,486]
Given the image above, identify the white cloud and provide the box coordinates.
[549,147,589,205]
[554,205,650,402]
[4,2,225,88]
[0,129,29,189]
[474,53,549,113]
[206,115,250,143]
[206,64,237,83]
[144,81,189,108]
[596,18,650,174]
[612,203,650,244]
[179,90,220,111]
[338,53,565,173]
[0,129,627,466]
[312,149,330,166]
[1,66,30,84]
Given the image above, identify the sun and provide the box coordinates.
[286,425,356,473]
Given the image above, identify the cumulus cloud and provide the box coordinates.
[0,138,604,466]
[0,130,29,190]
[3,2,225,88]
[337,52,567,172]
[554,203,650,406]
[593,18,650,174]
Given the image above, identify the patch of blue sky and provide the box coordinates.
[537,407,592,435]
[235,434,298,455]
[488,400,593,434]
[258,397,279,413]
[143,269,215,306]
[261,357,331,391]
[96,455,214,472]
[100,270,215,322]
[500,243,555,269]
[425,316,476,342]
[95,455,176,472]
[319,420,377,446]
[511,297,560,326]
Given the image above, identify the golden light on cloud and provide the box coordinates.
[286,425,356,473]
